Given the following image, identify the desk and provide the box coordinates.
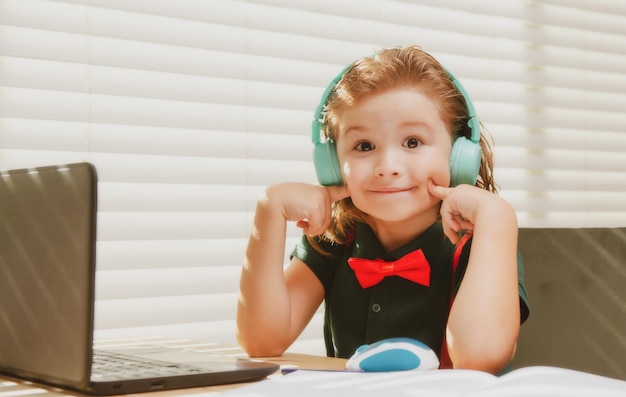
[4,339,626,397]
[0,338,346,396]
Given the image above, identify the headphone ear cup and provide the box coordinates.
[313,140,343,186]
[449,137,482,187]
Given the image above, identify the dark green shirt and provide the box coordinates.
[291,221,530,359]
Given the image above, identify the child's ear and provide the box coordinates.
[449,136,481,187]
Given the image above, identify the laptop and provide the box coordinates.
[0,162,279,395]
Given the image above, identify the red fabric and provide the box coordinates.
[347,249,431,289]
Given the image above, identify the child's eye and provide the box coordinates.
[355,141,375,152]
[403,137,421,149]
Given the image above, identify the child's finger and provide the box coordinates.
[296,220,310,232]
[326,185,351,203]
[427,179,451,200]
[441,220,460,244]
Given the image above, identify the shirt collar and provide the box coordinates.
[349,221,451,265]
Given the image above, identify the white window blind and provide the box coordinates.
[1,0,625,355]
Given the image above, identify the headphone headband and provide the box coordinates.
[444,68,480,144]
[311,63,352,146]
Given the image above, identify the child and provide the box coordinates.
[236,45,529,374]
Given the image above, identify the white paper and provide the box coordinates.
[218,367,626,397]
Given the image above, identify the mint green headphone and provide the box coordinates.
[311,63,482,187]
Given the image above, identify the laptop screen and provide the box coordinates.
[0,163,97,388]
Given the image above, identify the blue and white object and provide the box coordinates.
[346,337,440,372]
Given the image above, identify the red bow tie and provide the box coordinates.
[348,249,431,289]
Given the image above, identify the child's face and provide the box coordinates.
[335,87,452,225]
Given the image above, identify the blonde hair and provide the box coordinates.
[314,45,497,246]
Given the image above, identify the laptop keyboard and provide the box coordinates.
[91,350,208,381]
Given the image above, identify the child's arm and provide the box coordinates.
[428,181,520,374]
[236,182,349,357]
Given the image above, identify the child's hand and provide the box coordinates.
[265,183,350,236]
[428,180,519,372]
[427,180,505,244]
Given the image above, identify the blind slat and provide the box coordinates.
[0,118,312,160]
[495,169,626,193]
[94,294,238,329]
[96,267,241,299]
[97,239,248,270]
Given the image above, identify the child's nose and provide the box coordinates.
[374,150,401,177]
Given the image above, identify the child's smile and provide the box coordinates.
[369,186,416,193]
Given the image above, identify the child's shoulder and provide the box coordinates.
[293,233,352,262]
